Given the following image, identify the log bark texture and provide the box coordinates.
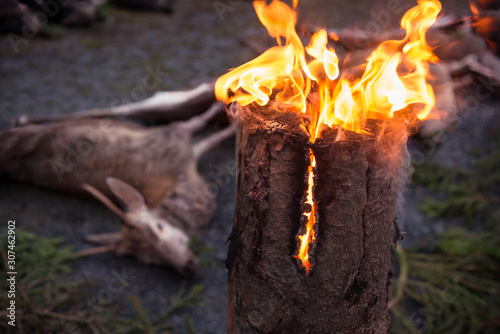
[227,104,408,333]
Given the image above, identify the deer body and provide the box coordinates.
[1,119,188,206]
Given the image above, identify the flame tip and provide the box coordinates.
[216,0,440,136]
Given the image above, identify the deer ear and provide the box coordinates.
[105,177,147,212]
[81,183,128,222]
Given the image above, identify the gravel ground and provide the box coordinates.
[0,0,497,333]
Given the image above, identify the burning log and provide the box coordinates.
[227,104,409,333]
[472,5,500,56]
[427,25,489,61]
[217,0,442,331]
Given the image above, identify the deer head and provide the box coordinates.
[82,177,198,277]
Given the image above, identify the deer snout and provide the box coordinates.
[151,219,200,277]
[178,257,199,278]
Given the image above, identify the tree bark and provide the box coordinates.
[227,103,408,333]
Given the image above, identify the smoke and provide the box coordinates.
[396,144,413,228]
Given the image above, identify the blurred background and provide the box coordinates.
[0,0,499,333]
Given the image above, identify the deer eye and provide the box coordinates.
[157,224,163,231]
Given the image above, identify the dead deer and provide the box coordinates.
[0,102,235,277]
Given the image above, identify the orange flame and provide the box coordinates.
[216,0,442,273]
[295,149,317,273]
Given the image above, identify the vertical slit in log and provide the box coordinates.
[293,147,318,274]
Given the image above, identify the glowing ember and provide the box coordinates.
[294,148,317,272]
[216,0,442,274]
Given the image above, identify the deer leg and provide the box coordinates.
[14,82,215,126]
[79,233,120,256]
[84,232,121,246]
[193,121,236,159]
[174,101,224,135]
[78,244,117,257]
